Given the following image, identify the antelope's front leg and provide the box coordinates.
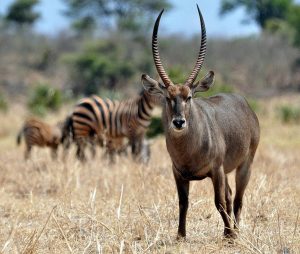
[211,167,236,238]
[173,166,190,239]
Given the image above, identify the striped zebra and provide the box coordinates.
[17,117,63,159]
[63,89,158,162]
[62,124,129,162]
[61,115,100,160]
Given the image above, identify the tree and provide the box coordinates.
[220,0,300,47]
[287,4,300,45]
[72,16,96,37]
[5,0,40,27]
[64,40,135,95]
[64,0,171,35]
[220,0,293,28]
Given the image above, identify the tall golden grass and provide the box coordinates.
[0,95,299,253]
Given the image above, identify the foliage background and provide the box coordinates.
[0,1,300,252]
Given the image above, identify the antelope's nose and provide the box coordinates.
[172,119,186,129]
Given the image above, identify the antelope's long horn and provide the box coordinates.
[152,9,172,87]
[185,4,207,87]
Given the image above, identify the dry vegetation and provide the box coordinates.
[0,95,300,253]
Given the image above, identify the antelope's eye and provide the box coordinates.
[186,96,192,102]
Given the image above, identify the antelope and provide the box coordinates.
[141,5,260,239]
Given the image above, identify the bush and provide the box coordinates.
[168,66,186,84]
[98,88,122,101]
[146,116,164,138]
[28,83,62,116]
[0,93,8,112]
[167,66,235,98]
[278,105,300,123]
[265,19,296,45]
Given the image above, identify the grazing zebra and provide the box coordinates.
[105,137,151,163]
[105,136,129,162]
[62,119,130,162]
[17,117,62,159]
[63,90,157,162]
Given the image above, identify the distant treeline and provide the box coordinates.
[0,0,299,100]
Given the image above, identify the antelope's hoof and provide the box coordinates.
[234,225,240,232]
[224,229,237,239]
[176,233,186,241]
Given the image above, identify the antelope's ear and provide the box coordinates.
[191,71,215,94]
[141,74,166,96]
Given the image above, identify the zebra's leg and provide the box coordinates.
[97,135,105,147]
[89,139,96,158]
[76,139,87,162]
[109,148,116,163]
[130,136,142,160]
[62,139,70,162]
[140,139,151,164]
[131,136,147,163]
[51,146,58,160]
[106,139,116,163]
[118,139,128,156]
[25,144,32,160]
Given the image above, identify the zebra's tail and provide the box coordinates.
[16,127,23,145]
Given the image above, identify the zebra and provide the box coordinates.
[17,117,63,159]
[62,117,130,162]
[62,89,158,163]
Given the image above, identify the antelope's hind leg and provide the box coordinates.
[225,175,233,223]
[211,167,236,238]
[234,159,252,230]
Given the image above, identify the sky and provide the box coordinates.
[0,0,268,37]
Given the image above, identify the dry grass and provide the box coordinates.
[0,96,300,253]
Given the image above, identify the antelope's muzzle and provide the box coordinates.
[172,118,186,131]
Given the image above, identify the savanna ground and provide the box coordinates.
[0,95,299,254]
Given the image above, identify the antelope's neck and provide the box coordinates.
[163,103,213,176]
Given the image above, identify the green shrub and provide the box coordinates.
[168,67,234,98]
[199,82,234,98]
[168,66,186,84]
[146,116,164,138]
[35,47,54,71]
[28,83,62,116]
[0,93,8,112]
[278,105,300,123]
[98,88,122,101]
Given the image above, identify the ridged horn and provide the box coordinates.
[185,4,207,87]
[152,9,173,87]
